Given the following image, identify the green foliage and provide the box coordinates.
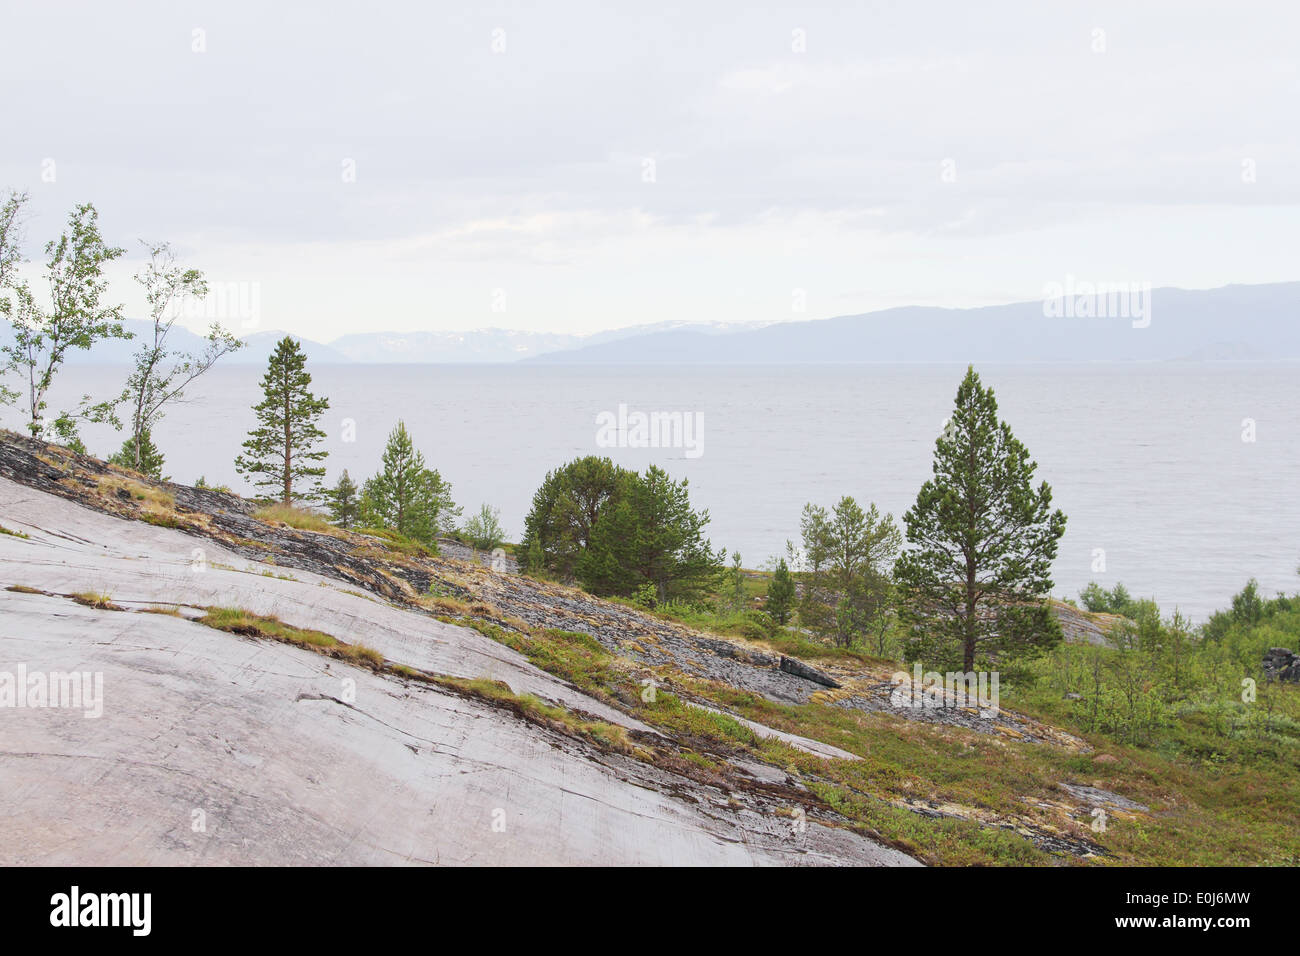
[0,190,26,408]
[116,242,240,472]
[525,535,545,578]
[1019,582,1300,756]
[520,456,723,602]
[463,502,506,551]
[632,582,658,609]
[796,496,900,647]
[109,428,166,480]
[325,469,360,528]
[234,336,330,504]
[1079,581,1141,616]
[519,455,628,578]
[50,413,90,455]
[765,558,796,625]
[726,550,746,609]
[359,421,457,546]
[894,366,1067,670]
[1203,578,1294,643]
[0,202,130,438]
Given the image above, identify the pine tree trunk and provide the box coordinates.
[965,564,977,671]
[282,370,292,505]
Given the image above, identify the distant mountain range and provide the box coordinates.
[525,282,1300,365]
[4,283,1298,365]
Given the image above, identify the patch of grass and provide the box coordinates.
[354,526,437,557]
[805,779,1055,866]
[437,675,631,753]
[419,592,471,615]
[629,597,874,663]
[0,524,30,539]
[140,605,183,617]
[473,623,624,700]
[254,502,332,532]
[647,692,760,749]
[141,512,183,528]
[197,606,383,666]
[72,591,123,611]
[96,475,175,512]
[6,584,48,595]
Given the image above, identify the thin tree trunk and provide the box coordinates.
[965,562,977,671]
[282,368,292,504]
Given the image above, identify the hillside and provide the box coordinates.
[525,282,1300,364]
[1,432,1295,866]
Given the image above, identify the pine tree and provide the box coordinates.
[326,469,360,528]
[520,456,628,580]
[361,421,456,545]
[109,428,166,479]
[234,336,329,503]
[523,457,721,600]
[626,464,721,604]
[525,535,545,576]
[894,366,1067,670]
[728,551,746,609]
[766,558,795,625]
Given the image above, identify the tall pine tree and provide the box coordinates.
[234,336,329,503]
[894,366,1067,670]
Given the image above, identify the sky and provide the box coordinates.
[2,0,1299,341]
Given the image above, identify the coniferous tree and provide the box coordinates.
[728,551,746,609]
[519,456,628,578]
[525,536,545,578]
[522,456,722,601]
[234,336,329,503]
[326,469,360,528]
[624,464,721,604]
[894,366,1067,670]
[108,428,167,479]
[360,421,456,545]
[766,558,796,625]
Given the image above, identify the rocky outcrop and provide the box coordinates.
[0,430,1139,864]
[779,656,842,688]
[1264,647,1300,682]
[1052,599,1129,646]
[0,436,920,866]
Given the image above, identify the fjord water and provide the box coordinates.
[27,362,1300,621]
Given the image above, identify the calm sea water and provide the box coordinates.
[12,363,1299,621]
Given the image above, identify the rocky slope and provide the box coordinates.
[0,434,916,865]
[0,431,1136,864]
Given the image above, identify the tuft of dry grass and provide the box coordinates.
[72,591,123,611]
[438,675,632,753]
[253,502,332,533]
[141,605,183,617]
[197,607,383,666]
[96,475,175,512]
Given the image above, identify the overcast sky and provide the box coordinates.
[3,1,1299,340]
